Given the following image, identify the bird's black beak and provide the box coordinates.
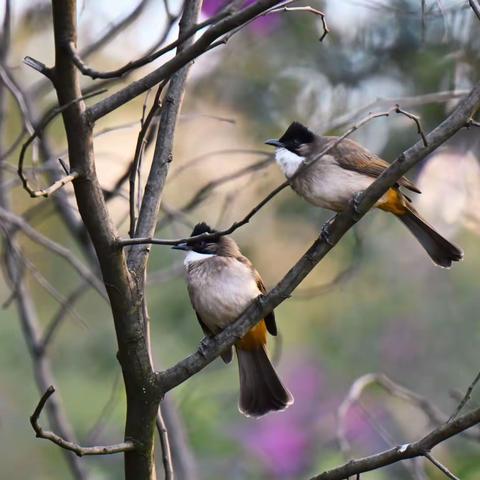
[171,242,190,251]
[265,139,284,148]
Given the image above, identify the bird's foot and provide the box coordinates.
[351,191,365,221]
[320,216,336,246]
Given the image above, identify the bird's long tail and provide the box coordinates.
[396,205,463,268]
[236,345,293,417]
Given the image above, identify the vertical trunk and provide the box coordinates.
[50,2,160,478]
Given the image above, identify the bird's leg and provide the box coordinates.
[320,216,336,246]
[351,191,365,221]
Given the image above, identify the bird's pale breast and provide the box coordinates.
[186,257,261,332]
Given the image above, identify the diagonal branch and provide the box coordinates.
[0,206,106,299]
[424,452,460,480]
[309,406,480,480]
[86,1,288,121]
[31,386,136,457]
[155,80,480,395]
[66,7,231,81]
[117,103,427,248]
[469,0,480,21]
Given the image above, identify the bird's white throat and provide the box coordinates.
[275,148,305,177]
[184,250,215,266]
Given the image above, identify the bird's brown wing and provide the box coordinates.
[333,138,421,193]
[236,255,277,336]
[195,311,233,364]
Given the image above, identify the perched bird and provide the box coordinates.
[265,121,463,268]
[173,222,293,417]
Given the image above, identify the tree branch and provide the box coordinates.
[424,452,460,480]
[469,0,480,21]
[270,5,329,41]
[117,103,427,248]
[155,81,480,395]
[0,206,106,298]
[126,0,202,274]
[86,1,287,121]
[31,386,136,457]
[310,406,480,480]
[17,88,106,197]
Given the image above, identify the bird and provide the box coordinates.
[265,121,463,268]
[172,222,293,417]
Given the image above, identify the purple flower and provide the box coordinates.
[202,0,281,35]
[234,359,326,477]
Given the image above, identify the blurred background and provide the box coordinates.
[1,0,480,479]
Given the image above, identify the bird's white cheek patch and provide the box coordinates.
[184,251,215,266]
[275,148,305,177]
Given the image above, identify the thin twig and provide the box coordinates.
[40,281,92,353]
[28,171,79,198]
[118,103,427,248]
[129,83,165,237]
[395,104,428,146]
[449,370,480,422]
[270,5,329,41]
[30,386,136,457]
[424,452,460,480]
[156,409,174,480]
[67,8,229,80]
[17,89,106,197]
[0,206,106,299]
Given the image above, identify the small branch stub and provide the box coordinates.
[30,386,136,457]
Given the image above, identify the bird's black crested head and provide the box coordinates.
[190,222,216,237]
[265,121,314,154]
[279,122,314,146]
[183,222,220,255]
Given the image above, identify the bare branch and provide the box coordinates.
[154,81,480,396]
[449,370,480,422]
[0,206,106,299]
[156,410,174,480]
[309,405,480,480]
[270,5,329,41]
[67,7,233,81]
[469,0,480,21]
[40,281,92,353]
[80,0,152,59]
[31,386,136,457]
[17,89,106,197]
[23,55,54,79]
[127,0,203,274]
[129,84,164,237]
[336,373,447,453]
[86,1,288,121]
[424,452,460,480]
[118,103,427,248]
[27,170,79,198]
[395,104,428,146]
[329,90,470,131]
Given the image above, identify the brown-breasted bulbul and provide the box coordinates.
[265,121,463,268]
[173,222,293,417]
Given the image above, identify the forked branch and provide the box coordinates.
[31,386,136,457]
